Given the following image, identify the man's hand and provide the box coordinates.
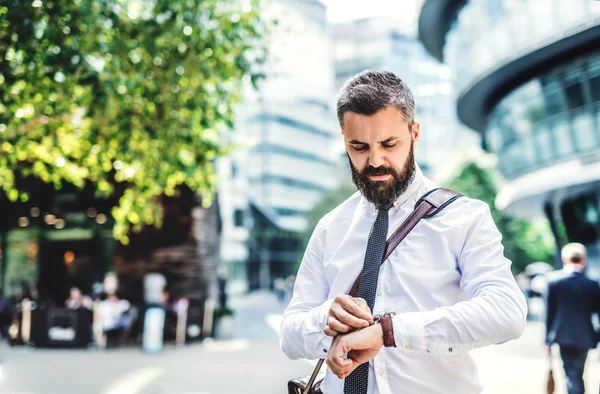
[325,295,374,337]
[326,323,384,379]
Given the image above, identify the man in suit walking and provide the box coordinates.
[545,243,600,394]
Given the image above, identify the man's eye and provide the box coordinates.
[383,144,396,149]
[352,145,367,152]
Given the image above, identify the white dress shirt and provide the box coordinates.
[280,165,527,394]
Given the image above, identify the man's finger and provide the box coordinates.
[333,306,371,329]
[353,297,372,313]
[326,354,352,372]
[351,298,374,323]
[327,318,353,334]
[328,362,352,379]
[339,297,373,323]
[324,325,338,337]
[335,365,355,379]
[342,359,361,378]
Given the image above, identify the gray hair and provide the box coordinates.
[561,242,586,263]
[336,70,415,129]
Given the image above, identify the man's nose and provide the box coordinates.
[368,149,385,168]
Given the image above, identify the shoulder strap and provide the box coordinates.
[302,188,463,394]
[347,187,462,297]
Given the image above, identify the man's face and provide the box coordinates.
[342,107,420,209]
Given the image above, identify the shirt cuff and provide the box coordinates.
[306,298,334,354]
[392,312,426,351]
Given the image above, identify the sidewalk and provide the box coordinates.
[260,294,600,394]
[472,321,600,394]
[1,291,598,394]
[227,290,288,340]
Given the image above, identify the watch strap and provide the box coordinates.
[380,315,396,347]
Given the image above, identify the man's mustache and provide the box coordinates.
[362,167,392,176]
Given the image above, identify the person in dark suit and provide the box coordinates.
[545,243,600,394]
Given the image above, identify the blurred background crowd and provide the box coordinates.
[0,0,599,393]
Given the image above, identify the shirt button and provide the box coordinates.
[376,288,383,296]
[448,347,453,353]
[376,368,384,376]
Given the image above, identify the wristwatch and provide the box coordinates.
[374,312,396,347]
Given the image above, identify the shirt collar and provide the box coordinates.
[364,163,425,212]
[563,263,585,274]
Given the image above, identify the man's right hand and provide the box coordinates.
[324,295,374,337]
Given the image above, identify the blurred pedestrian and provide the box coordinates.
[217,273,228,309]
[544,243,600,394]
[274,277,285,302]
[99,273,131,336]
[65,287,93,310]
[280,70,527,394]
[144,272,167,307]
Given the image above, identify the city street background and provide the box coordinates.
[1,291,598,394]
[2,0,600,393]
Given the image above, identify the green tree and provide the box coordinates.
[447,162,555,273]
[0,0,269,243]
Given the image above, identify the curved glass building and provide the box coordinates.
[419,0,600,277]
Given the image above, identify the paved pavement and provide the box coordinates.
[0,291,598,394]
[472,321,600,394]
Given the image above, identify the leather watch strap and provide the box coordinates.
[379,315,396,347]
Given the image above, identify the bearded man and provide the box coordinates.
[279,70,527,394]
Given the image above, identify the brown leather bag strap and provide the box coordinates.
[302,188,462,394]
[347,188,462,297]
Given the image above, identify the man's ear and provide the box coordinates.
[411,121,421,146]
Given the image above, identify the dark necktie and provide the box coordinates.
[344,206,390,394]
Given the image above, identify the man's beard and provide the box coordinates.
[348,142,416,209]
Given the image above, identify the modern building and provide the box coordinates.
[332,16,475,177]
[419,0,600,277]
[217,0,339,292]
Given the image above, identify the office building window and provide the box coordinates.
[234,209,245,227]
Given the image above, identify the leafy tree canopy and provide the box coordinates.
[447,162,555,273]
[0,0,269,243]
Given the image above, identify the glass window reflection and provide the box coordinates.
[561,193,600,244]
[485,51,600,178]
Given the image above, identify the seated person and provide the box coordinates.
[65,287,93,310]
[99,293,131,333]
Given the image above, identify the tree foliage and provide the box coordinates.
[0,0,269,242]
[447,162,555,273]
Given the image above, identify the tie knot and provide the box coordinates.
[377,204,392,212]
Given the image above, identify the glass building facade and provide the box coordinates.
[419,0,600,278]
[443,0,600,96]
[487,51,600,178]
[217,0,339,292]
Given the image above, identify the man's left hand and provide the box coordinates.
[325,323,384,379]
